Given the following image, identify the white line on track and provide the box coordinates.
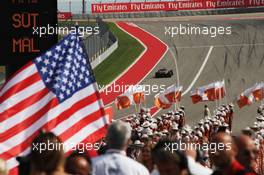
[150,46,213,117]
[182,46,213,95]
[120,45,214,119]
[174,43,264,49]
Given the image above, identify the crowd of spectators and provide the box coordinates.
[0,105,264,175]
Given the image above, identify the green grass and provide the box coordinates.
[94,22,144,86]
[58,21,144,86]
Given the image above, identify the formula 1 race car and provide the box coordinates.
[155,68,173,78]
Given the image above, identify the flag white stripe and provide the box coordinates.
[52,100,102,135]
[158,95,170,104]
[0,91,53,133]
[0,83,97,154]
[0,80,45,114]
[156,85,182,104]
[191,81,224,95]
[0,64,37,97]
[62,115,108,151]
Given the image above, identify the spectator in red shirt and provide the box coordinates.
[235,134,259,175]
[209,132,256,175]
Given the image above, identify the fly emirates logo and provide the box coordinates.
[92,4,128,13]
[168,2,203,9]
[130,3,165,11]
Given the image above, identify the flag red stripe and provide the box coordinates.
[0,88,49,122]
[44,91,101,131]
[237,96,251,108]
[154,97,171,109]
[49,124,107,158]
[1,102,103,161]
[0,91,101,160]
[191,94,202,104]
[0,131,39,160]
[253,89,264,101]
[59,108,105,141]
[0,96,58,142]
[8,167,18,175]
[82,124,107,144]
[0,73,40,104]
[206,87,225,101]
[0,62,33,93]
[116,96,131,110]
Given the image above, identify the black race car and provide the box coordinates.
[155,68,173,78]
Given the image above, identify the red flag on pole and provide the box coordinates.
[190,81,225,104]
[237,83,264,108]
[155,85,182,109]
[115,85,145,110]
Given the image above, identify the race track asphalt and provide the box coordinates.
[110,13,264,133]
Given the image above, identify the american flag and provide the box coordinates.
[0,33,109,174]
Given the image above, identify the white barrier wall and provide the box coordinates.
[73,7,264,19]
[91,39,118,69]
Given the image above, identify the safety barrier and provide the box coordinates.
[72,6,264,19]
[91,39,118,69]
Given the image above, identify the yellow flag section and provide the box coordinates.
[115,85,145,110]
[155,85,183,109]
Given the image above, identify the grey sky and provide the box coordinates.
[58,0,121,13]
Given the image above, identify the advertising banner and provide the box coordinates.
[91,0,264,13]
[58,12,72,20]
